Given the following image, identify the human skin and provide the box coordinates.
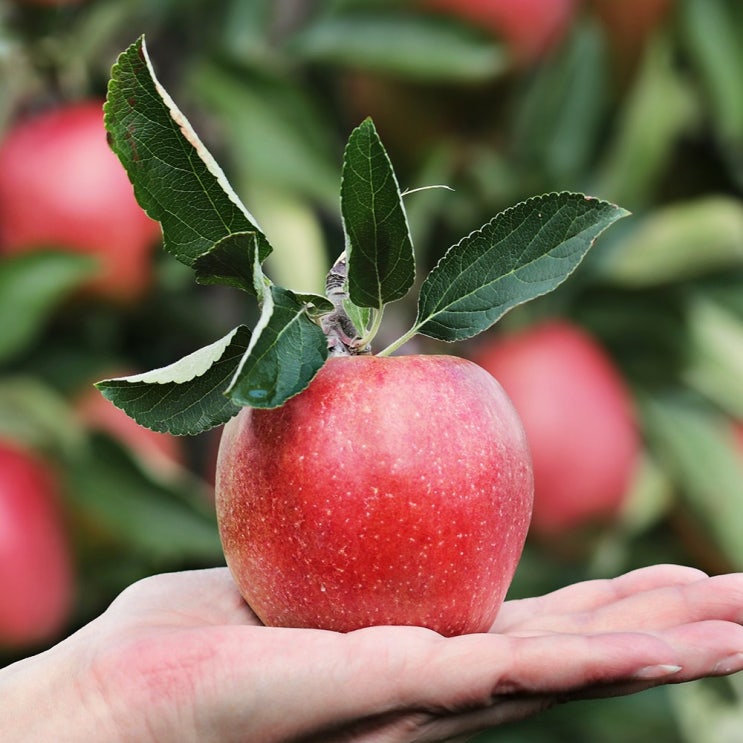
[1,565,742,742]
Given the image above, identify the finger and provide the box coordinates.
[103,568,261,627]
[410,697,555,743]
[499,573,743,637]
[179,617,743,743]
[493,564,708,632]
[417,619,743,742]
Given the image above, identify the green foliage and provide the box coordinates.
[341,118,415,310]
[290,9,508,82]
[99,36,623,427]
[0,253,96,363]
[104,38,271,267]
[97,327,251,435]
[412,194,627,343]
[3,2,743,739]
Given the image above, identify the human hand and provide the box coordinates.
[3,564,742,742]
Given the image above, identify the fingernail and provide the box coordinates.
[633,664,683,680]
[713,653,743,676]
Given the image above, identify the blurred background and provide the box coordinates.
[1,0,742,739]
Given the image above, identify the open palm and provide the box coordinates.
[43,563,740,743]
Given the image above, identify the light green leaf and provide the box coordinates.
[189,61,340,210]
[597,36,698,210]
[341,118,415,309]
[680,0,743,144]
[104,35,271,267]
[290,12,507,82]
[413,192,628,343]
[642,394,743,570]
[0,252,96,363]
[343,298,371,336]
[65,434,223,562]
[96,326,251,435]
[683,296,743,418]
[227,286,328,408]
[602,197,743,287]
[0,376,85,456]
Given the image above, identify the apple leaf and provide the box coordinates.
[289,11,507,82]
[411,193,629,343]
[643,394,743,569]
[0,252,96,363]
[193,231,264,295]
[65,434,223,562]
[341,118,415,310]
[104,35,271,269]
[96,326,252,435]
[227,285,329,408]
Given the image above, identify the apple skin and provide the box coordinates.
[472,321,640,538]
[0,102,160,302]
[420,0,578,64]
[215,354,533,636]
[0,440,74,648]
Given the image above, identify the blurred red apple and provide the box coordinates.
[75,384,184,478]
[472,320,640,538]
[0,440,74,648]
[420,0,578,64]
[215,354,533,636]
[0,102,160,302]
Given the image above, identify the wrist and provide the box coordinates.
[0,634,118,742]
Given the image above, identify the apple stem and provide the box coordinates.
[322,251,372,356]
[357,307,384,351]
[376,323,420,357]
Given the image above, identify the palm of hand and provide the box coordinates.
[75,565,743,743]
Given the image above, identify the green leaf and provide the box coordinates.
[189,61,340,210]
[289,11,507,82]
[0,252,96,363]
[601,197,743,287]
[293,292,335,320]
[96,326,251,435]
[193,231,263,294]
[683,296,743,419]
[104,35,271,267]
[413,193,629,343]
[511,21,610,184]
[65,434,223,563]
[343,298,371,336]
[596,36,698,210]
[0,376,86,456]
[642,394,743,570]
[227,285,328,408]
[341,118,415,309]
[680,0,743,144]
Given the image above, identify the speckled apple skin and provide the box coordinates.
[215,355,533,636]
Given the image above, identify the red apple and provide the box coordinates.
[472,320,640,538]
[0,102,161,302]
[74,382,184,478]
[0,440,74,647]
[420,0,578,64]
[215,354,533,636]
